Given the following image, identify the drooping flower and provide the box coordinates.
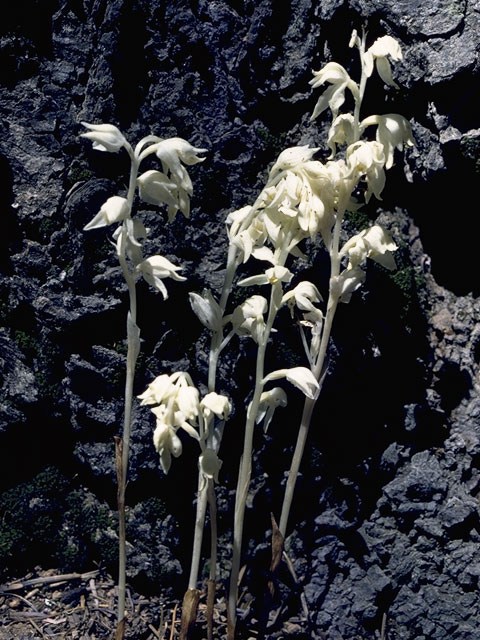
[340,224,397,271]
[81,122,127,153]
[282,281,323,317]
[361,114,414,169]
[138,255,186,299]
[200,392,232,421]
[269,146,320,176]
[330,267,366,304]
[199,448,223,483]
[137,170,178,207]
[138,374,175,406]
[363,35,403,88]
[153,421,182,474]
[238,265,293,288]
[84,196,129,231]
[255,387,288,433]
[231,295,268,343]
[263,366,319,399]
[113,218,147,265]
[347,141,386,202]
[327,113,356,156]
[309,62,359,121]
[154,138,207,221]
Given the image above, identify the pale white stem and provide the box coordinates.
[227,271,284,634]
[116,151,141,626]
[188,477,209,590]
[187,244,239,593]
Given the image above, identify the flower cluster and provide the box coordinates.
[139,372,230,477]
[81,123,206,299]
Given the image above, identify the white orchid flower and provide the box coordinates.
[231,295,268,343]
[175,385,200,423]
[231,217,267,263]
[263,366,319,399]
[364,35,402,88]
[137,170,178,207]
[347,141,386,202]
[340,224,397,271]
[189,289,223,331]
[327,114,356,156]
[309,62,359,121]
[330,267,366,304]
[81,122,127,152]
[200,392,232,421]
[138,374,175,406]
[138,255,186,299]
[154,137,207,221]
[282,281,323,317]
[84,195,129,231]
[255,387,288,433]
[361,114,414,169]
[226,206,254,240]
[269,146,320,176]
[113,218,147,265]
[155,137,206,188]
[238,265,293,288]
[199,448,223,483]
[153,421,182,474]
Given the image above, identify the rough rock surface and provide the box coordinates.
[1,1,480,638]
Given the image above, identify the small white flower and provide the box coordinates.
[309,62,359,121]
[263,366,319,399]
[330,267,366,304]
[153,421,182,474]
[154,137,207,221]
[189,289,223,331]
[199,448,223,483]
[81,122,127,152]
[282,281,323,317]
[238,266,293,288]
[269,146,320,176]
[255,387,288,433]
[327,114,356,156]
[226,206,254,240]
[84,195,129,231]
[137,170,178,207]
[361,114,414,170]
[113,218,147,265]
[231,295,268,343]
[138,374,175,406]
[364,36,403,88]
[138,255,186,299]
[175,385,200,422]
[347,141,386,202]
[200,392,232,421]
[340,224,397,271]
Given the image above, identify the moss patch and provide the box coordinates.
[0,466,117,579]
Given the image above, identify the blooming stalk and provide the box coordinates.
[81,123,205,637]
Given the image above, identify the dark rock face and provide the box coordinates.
[1,1,480,638]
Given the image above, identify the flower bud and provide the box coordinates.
[81,122,127,152]
[84,196,129,231]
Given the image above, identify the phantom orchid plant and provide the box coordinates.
[80,123,205,638]
[138,27,412,640]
